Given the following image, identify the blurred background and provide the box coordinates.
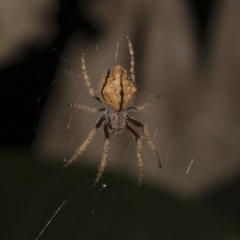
[1,0,240,239]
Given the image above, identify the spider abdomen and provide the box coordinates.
[99,65,137,112]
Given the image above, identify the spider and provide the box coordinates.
[64,33,161,186]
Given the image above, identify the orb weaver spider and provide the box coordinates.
[64,33,161,186]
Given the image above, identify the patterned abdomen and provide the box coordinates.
[98,65,137,111]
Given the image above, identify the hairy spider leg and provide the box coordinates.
[125,122,143,186]
[127,116,161,168]
[94,122,110,185]
[125,32,135,83]
[63,115,106,168]
[128,94,161,112]
[81,51,101,103]
[67,103,105,113]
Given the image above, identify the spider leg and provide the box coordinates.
[67,103,105,113]
[125,32,135,83]
[127,116,161,168]
[125,123,143,186]
[63,115,106,168]
[128,94,161,112]
[94,123,110,185]
[81,51,101,103]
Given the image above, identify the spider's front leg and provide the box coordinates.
[125,122,144,186]
[127,116,161,168]
[94,122,110,185]
[63,114,106,168]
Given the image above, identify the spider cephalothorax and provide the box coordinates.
[64,33,161,186]
[105,109,127,135]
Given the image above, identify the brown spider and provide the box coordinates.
[64,33,161,186]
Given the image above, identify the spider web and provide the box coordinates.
[1,1,240,240]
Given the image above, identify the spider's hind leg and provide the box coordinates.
[128,94,161,112]
[67,103,105,113]
[81,51,101,103]
[125,32,135,83]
